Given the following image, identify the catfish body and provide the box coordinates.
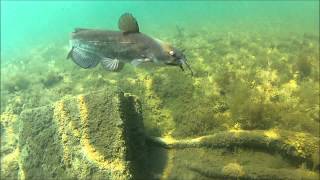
[68,13,193,74]
[70,29,169,66]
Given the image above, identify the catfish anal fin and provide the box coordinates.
[101,58,124,71]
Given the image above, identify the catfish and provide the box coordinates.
[67,13,193,75]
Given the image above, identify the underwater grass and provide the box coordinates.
[1,28,319,139]
[1,26,319,180]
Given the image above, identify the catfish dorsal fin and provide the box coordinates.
[118,13,140,33]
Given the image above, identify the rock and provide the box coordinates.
[147,129,320,180]
[157,148,319,180]
[0,112,20,180]
[18,88,147,180]
[147,129,320,169]
[4,87,320,180]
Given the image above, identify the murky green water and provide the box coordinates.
[1,1,318,60]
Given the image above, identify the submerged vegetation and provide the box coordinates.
[1,29,319,137]
[1,27,319,178]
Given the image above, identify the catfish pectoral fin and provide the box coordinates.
[70,47,100,69]
[67,47,73,59]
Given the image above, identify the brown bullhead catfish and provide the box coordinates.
[67,13,193,75]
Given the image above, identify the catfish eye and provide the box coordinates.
[169,50,175,56]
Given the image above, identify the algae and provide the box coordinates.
[16,89,147,180]
[147,129,320,170]
[1,28,319,179]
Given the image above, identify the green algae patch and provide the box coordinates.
[1,28,319,180]
[18,88,147,180]
[154,146,319,180]
[148,129,320,170]
[0,112,20,180]
[146,129,319,179]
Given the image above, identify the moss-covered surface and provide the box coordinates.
[1,112,20,179]
[147,129,320,173]
[1,28,319,179]
[1,31,319,137]
[163,148,319,180]
[15,89,147,180]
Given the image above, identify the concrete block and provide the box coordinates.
[19,89,146,180]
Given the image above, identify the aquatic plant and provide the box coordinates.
[222,163,245,177]
[2,73,31,93]
[41,71,63,88]
[1,25,319,179]
[0,112,20,179]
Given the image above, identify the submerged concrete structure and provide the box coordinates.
[1,88,319,180]
[18,89,147,179]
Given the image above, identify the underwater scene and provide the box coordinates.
[1,1,319,180]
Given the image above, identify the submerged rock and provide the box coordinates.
[18,88,147,180]
[147,129,320,179]
[2,87,319,180]
[0,112,20,180]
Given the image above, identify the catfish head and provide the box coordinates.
[151,39,193,76]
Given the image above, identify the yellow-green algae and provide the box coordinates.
[1,29,319,179]
[147,129,320,170]
[13,89,147,179]
[0,112,22,179]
